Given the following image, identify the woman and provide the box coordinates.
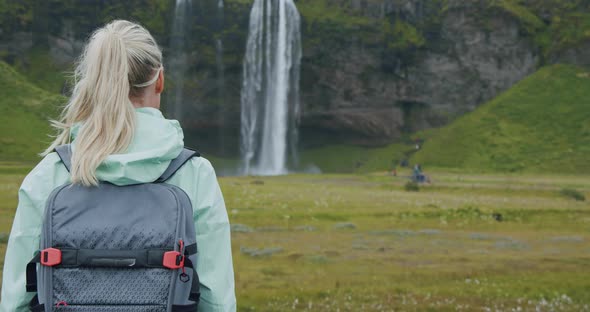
[0,20,236,311]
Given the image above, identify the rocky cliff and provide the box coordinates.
[1,0,588,155]
[301,1,539,146]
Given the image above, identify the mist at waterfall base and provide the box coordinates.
[240,0,302,176]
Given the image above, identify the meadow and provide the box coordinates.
[1,4,589,310]
[1,164,589,311]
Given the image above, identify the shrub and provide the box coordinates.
[405,181,420,192]
[560,188,586,201]
[0,233,8,244]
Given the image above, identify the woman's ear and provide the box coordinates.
[155,68,165,94]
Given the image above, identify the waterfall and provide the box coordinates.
[216,0,227,155]
[167,0,190,121]
[240,0,302,176]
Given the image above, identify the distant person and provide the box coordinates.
[0,20,236,311]
[413,164,421,176]
[413,164,425,183]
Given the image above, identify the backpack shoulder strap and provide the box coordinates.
[54,144,73,172]
[55,145,200,181]
[156,148,201,183]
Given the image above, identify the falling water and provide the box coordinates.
[240,0,302,175]
[216,0,225,96]
[216,0,227,154]
[167,0,190,121]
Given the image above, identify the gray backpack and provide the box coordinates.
[26,145,201,312]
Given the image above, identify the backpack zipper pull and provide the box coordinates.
[178,239,186,274]
[178,239,185,255]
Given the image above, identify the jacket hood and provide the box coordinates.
[71,107,184,186]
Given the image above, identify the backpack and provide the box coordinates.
[26,145,201,312]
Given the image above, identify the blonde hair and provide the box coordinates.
[44,20,163,186]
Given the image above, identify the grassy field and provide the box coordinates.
[1,164,589,311]
[1,56,589,311]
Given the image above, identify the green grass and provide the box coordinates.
[0,61,64,162]
[411,64,590,174]
[560,188,586,201]
[3,167,589,310]
[13,49,69,94]
[221,171,590,310]
[299,143,415,174]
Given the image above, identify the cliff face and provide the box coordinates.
[1,0,588,154]
[300,2,539,146]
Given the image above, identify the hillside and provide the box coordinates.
[2,0,590,153]
[5,59,586,174]
[411,64,590,174]
[0,61,63,162]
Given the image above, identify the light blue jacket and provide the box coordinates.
[0,107,236,311]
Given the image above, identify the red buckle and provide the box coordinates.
[163,251,183,269]
[163,240,185,270]
[40,248,62,267]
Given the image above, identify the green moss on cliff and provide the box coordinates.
[490,0,545,34]
[512,0,590,56]
[0,0,33,39]
[298,0,372,29]
[383,19,425,51]
[297,0,376,54]
[546,13,590,53]
[3,0,590,75]
[297,0,431,70]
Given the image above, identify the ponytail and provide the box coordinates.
[43,20,163,186]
